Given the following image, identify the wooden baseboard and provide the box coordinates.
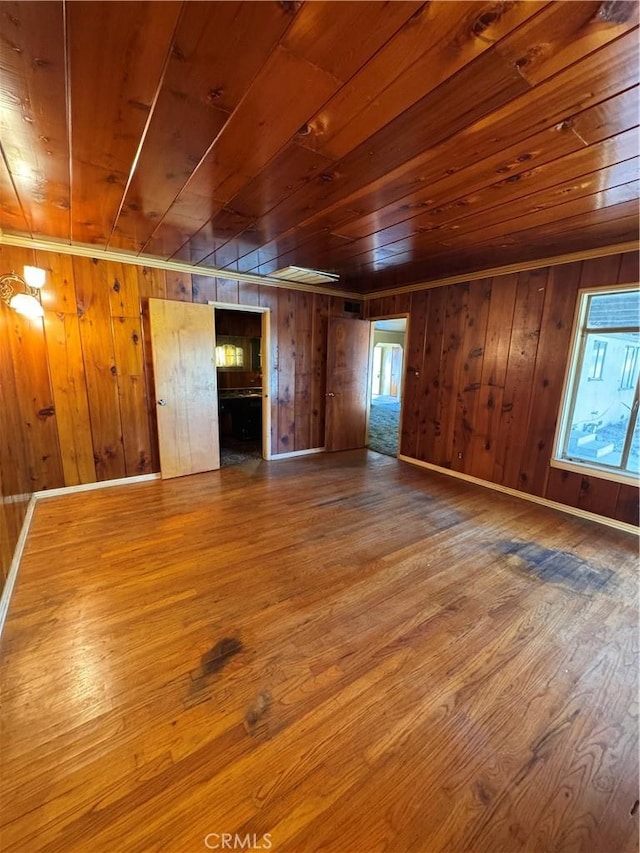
[398,455,639,535]
[271,447,326,460]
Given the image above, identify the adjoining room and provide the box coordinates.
[368,317,407,457]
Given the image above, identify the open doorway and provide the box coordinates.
[368,317,407,457]
[213,306,269,468]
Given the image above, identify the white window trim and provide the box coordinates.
[550,281,640,485]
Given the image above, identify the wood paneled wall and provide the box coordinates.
[2,244,637,582]
[367,251,639,525]
[0,245,351,580]
[0,299,37,582]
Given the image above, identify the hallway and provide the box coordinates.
[368,395,401,456]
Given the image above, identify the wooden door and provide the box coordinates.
[325,317,371,452]
[390,345,403,398]
[148,299,220,478]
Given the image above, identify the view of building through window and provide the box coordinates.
[556,286,639,477]
[215,343,244,368]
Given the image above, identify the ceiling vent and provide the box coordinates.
[271,266,340,285]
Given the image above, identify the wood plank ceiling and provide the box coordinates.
[0,0,638,294]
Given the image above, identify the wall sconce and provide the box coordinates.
[0,266,46,319]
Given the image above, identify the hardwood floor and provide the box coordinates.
[1,451,638,853]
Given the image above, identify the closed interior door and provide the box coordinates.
[149,299,220,478]
[325,317,371,452]
[390,345,403,398]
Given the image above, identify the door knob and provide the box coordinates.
[157,399,167,406]
[326,392,335,397]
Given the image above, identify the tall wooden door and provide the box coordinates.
[390,345,403,398]
[325,317,371,452]
[148,299,220,478]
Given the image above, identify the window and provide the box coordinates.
[587,340,606,380]
[620,345,639,390]
[554,285,640,480]
[215,343,244,368]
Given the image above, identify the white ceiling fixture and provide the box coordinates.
[272,266,340,285]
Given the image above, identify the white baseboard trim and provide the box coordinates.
[0,473,161,643]
[398,455,639,536]
[0,495,37,639]
[34,472,160,500]
[270,447,326,460]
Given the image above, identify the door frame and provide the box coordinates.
[208,301,272,461]
[367,312,409,457]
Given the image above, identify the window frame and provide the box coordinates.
[587,339,607,381]
[620,344,639,390]
[551,282,640,486]
[215,336,249,370]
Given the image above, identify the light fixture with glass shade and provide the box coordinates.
[0,266,46,319]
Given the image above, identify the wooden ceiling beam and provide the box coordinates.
[67,1,182,246]
[109,1,299,254]
[234,147,639,278]
[222,30,637,280]
[140,2,421,260]
[141,1,538,266]
[0,146,30,237]
[332,97,639,243]
[295,1,550,162]
[0,1,69,239]
[493,0,638,85]
[346,200,639,290]
[322,144,640,266]
[344,183,639,279]
[1,2,637,284]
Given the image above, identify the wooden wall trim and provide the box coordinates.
[399,455,639,537]
[0,495,36,640]
[270,447,326,460]
[362,241,639,300]
[0,233,361,299]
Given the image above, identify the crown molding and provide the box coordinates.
[0,233,361,299]
[362,241,639,301]
[2,232,635,302]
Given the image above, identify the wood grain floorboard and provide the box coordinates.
[0,451,637,853]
